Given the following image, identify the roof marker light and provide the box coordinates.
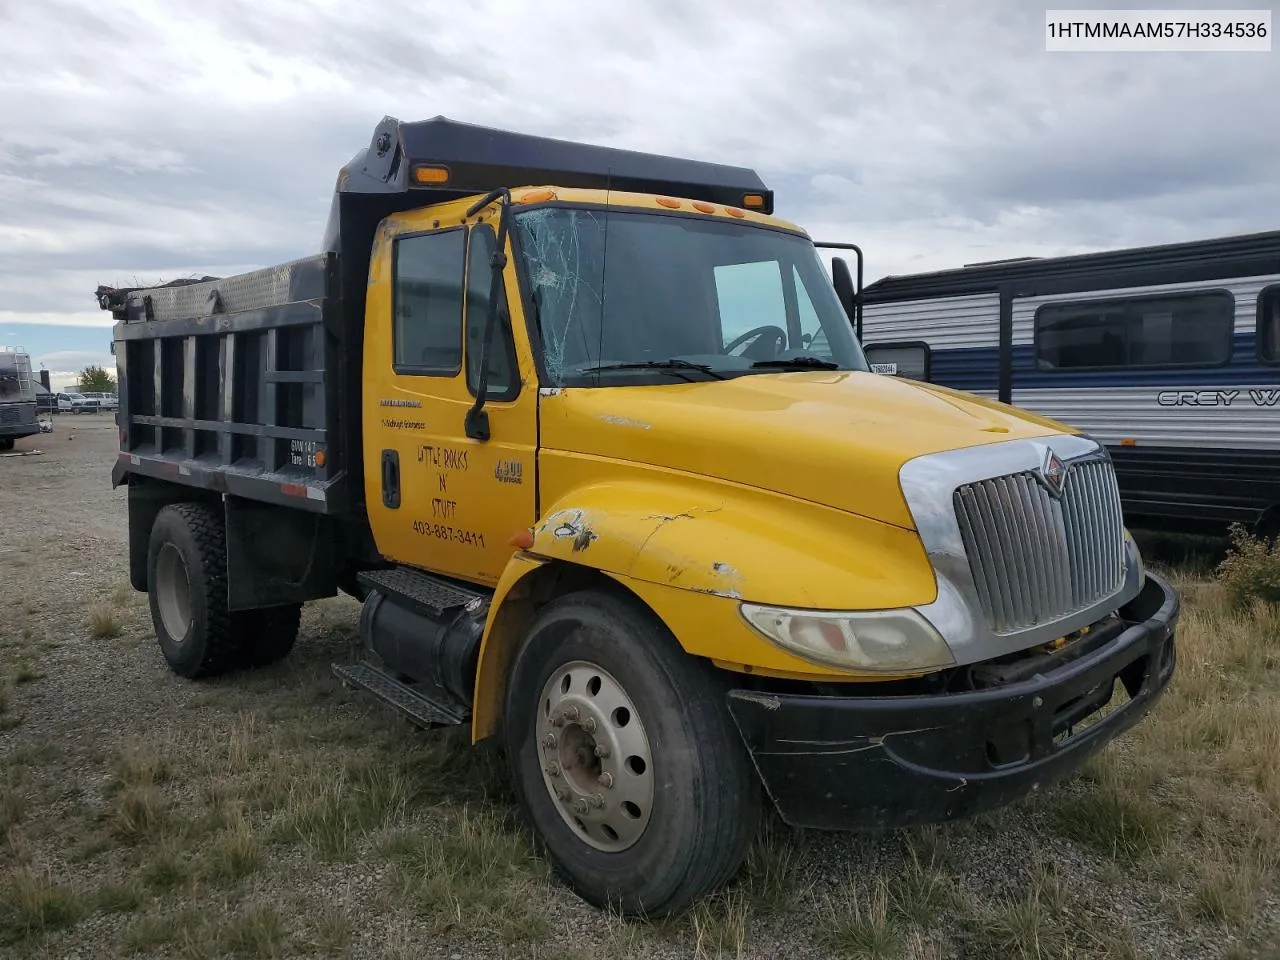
[692,201,716,213]
[655,196,682,208]
[517,189,556,204]
[742,193,765,209]
[411,164,450,184]
[725,207,746,218]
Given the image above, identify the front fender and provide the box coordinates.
[527,478,938,611]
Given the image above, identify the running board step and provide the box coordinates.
[332,661,466,728]
[357,567,487,618]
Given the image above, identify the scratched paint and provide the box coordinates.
[598,414,652,430]
[548,508,598,552]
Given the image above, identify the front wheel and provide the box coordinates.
[503,589,761,918]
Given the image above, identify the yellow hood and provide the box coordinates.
[539,371,1075,530]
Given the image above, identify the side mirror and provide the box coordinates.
[831,258,858,335]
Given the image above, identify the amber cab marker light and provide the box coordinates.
[655,196,682,208]
[517,189,556,204]
[1120,438,1137,446]
[314,449,326,468]
[510,529,535,549]
[742,193,765,208]
[692,201,716,214]
[411,164,450,184]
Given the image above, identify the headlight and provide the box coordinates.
[738,603,956,672]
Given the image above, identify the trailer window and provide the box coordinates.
[1259,286,1280,364]
[0,358,19,402]
[1034,290,1234,370]
[465,225,519,399]
[393,228,466,375]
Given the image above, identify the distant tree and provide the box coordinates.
[79,365,117,393]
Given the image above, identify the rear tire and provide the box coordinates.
[147,502,239,679]
[502,588,761,918]
[235,604,303,667]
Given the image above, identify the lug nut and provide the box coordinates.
[563,705,580,721]
[598,772,613,789]
[573,798,590,816]
[546,761,562,777]
[552,715,566,727]
[580,716,596,733]
[589,793,606,809]
[556,786,569,801]
[594,744,610,758]
[542,733,557,748]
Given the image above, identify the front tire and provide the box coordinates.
[503,588,761,918]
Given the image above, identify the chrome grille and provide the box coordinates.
[953,458,1126,634]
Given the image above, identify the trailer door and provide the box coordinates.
[364,220,537,587]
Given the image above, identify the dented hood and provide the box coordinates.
[538,371,1074,531]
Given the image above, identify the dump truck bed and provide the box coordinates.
[100,254,355,515]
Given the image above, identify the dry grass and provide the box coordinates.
[0,867,83,947]
[1,483,1278,958]
[87,605,124,640]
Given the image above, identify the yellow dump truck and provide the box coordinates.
[99,115,1179,918]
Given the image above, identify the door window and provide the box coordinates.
[393,229,466,375]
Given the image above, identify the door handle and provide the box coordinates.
[381,449,400,509]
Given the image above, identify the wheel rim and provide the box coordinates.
[535,660,655,853]
[155,543,193,643]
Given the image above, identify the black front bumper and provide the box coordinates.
[727,572,1179,832]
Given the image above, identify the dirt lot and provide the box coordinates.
[0,414,1277,959]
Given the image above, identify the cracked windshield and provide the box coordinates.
[512,207,869,385]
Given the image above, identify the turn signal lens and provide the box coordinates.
[412,164,450,184]
[742,193,765,208]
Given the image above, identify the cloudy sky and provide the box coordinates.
[1,0,1276,387]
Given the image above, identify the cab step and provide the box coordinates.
[357,566,486,617]
[332,661,467,728]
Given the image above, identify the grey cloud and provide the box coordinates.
[1,0,1276,316]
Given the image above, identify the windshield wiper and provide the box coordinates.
[750,356,840,370]
[586,359,728,381]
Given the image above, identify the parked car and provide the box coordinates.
[81,392,119,411]
[62,392,99,414]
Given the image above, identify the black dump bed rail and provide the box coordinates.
[98,254,352,515]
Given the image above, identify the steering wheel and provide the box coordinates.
[724,324,787,357]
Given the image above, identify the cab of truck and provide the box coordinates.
[100,115,1179,920]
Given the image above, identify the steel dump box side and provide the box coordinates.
[104,254,353,515]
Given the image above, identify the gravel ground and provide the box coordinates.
[0,415,1275,960]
